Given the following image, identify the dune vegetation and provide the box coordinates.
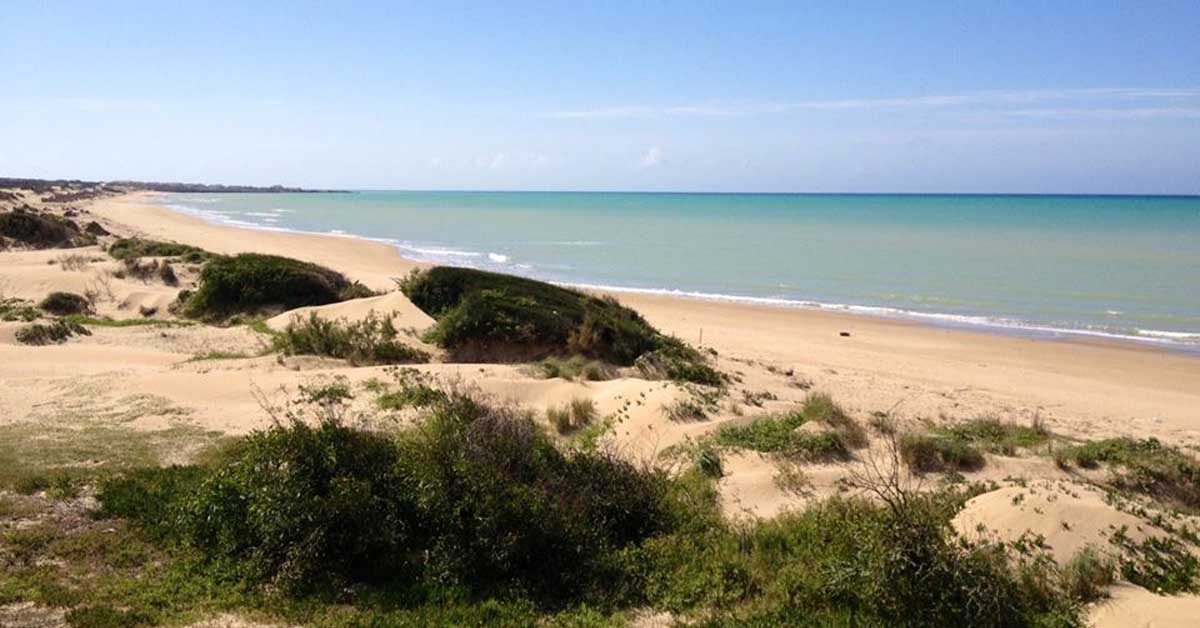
[400,266,723,384]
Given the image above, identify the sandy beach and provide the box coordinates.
[4,189,1200,625]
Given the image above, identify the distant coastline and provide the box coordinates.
[0,176,346,194]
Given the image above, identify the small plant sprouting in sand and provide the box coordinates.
[56,252,91,271]
[663,397,708,422]
[548,398,597,435]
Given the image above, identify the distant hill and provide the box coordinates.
[0,177,346,194]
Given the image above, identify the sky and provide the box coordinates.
[2,1,1199,194]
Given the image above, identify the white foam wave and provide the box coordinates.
[488,252,509,263]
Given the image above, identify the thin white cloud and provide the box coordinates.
[639,146,663,168]
[548,87,1200,120]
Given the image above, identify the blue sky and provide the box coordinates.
[3,1,1199,193]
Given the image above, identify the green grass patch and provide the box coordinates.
[62,314,190,328]
[373,368,448,410]
[0,422,223,495]
[273,311,430,365]
[932,416,1052,456]
[712,393,864,461]
[107,237,211,262]
[547,398,597,435]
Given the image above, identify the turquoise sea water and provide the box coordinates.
[160,192,1200,350]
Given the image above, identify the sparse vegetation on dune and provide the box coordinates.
[400,266,723,384]
[1056,437,1200,511]
[14,319,92,346]
[3,380,1191,626]
[712,393,866,461]
[179,253,368,320]
[273,311,430,365]
[530,354,615,381]
[0,208,95,249]
[900,433,987,473]
[0,298,40,322]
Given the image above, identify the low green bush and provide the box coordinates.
[273,311,430,365]
[37,291,91,316]
[14,319,92,345]
[180,253,363,320]
[107,237,210,262]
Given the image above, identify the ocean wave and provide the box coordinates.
[488,252,509,263]
[399,245,482,258]
[560,282,1200,350]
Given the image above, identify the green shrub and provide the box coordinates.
[37,291,91,316]
[0,210,93,248]
[798,392,867,448]
[400,267,720,384]
[1058,438,1200,510]
[14,319,92,345]
[900,433,986,473]
[181,253,356,320]
[107,237,209,262]
[273,311,430,365]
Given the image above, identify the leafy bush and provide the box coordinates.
[181,253,358,320]
[14,319,92,345]
[100,388,673,602]
[107,237,209,262]
[0,209,93,248]
[400,267,721,384]
[1058,438,1200,510]
[273,311,430,365]
[900,433,986,473]
[37,291,91,316]
[1060,546,1115,602]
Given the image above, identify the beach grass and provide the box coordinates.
[273,311,430,365]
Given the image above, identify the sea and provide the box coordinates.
[156,191,1200,352]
